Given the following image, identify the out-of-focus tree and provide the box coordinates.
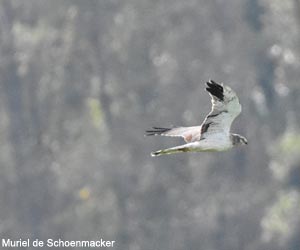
[0,0,299,250]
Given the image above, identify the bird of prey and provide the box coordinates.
[146,80,247,157]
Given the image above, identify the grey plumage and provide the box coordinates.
[146,80,248,156]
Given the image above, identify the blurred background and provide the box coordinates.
[0,0,300,249]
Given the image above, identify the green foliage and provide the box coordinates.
[1,1,300,250]
[86,97,103,129]
[261,190,300,242]
[278,132,300,155]
[269,130,300,181]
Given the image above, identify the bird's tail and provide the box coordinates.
[151,144,191,157]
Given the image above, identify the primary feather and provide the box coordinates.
[146,80,246,156]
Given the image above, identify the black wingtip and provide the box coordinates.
[206,80,224,101]
[206,80,223,90]
[151,151,160,157]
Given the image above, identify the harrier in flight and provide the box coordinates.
[146,80,247,156]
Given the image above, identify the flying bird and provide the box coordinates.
[146,80,247,156]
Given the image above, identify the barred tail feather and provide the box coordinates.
[145,127,172,136]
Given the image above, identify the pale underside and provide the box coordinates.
[146,80,242,156]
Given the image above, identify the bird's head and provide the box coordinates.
[231,134,248,146]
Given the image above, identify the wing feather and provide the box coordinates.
[201,80,241,137]
[146,80,242,143]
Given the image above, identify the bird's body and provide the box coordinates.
[146,80,247,156]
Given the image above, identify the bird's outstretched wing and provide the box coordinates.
[200,80,241,138]
[145,126,201,143]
